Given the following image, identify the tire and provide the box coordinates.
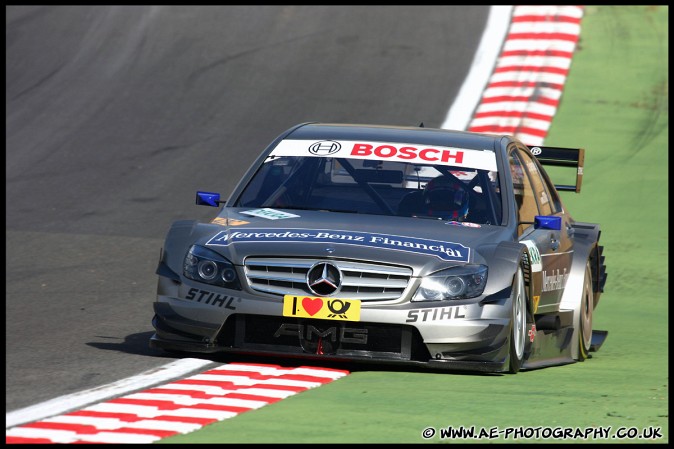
[577,261,594,361]
[507,267,528,373]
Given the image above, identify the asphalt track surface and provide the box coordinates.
[6,5,490,413]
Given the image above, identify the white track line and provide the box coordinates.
[463,5,584,145]
[442,5,513,131]
[5,358,216,429]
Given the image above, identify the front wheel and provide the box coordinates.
[507,267,528,373]
[578,261,594,361]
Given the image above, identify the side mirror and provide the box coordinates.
[196,191,225,207]
[534,215,561,230]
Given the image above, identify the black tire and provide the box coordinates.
[507,267,528,373]
[577,261,594,361]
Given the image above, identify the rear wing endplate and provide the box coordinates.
[528,145,585,193]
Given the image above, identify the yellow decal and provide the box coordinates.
[211,217,250,227]
[533,295,540,314]
[283,295,361,322]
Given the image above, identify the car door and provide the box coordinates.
[509,145,574,313]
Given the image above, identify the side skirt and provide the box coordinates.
[522,309,608,370]
[522,325,575,370]
[590,330,608,352]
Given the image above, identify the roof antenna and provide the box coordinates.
[418,122,425,128]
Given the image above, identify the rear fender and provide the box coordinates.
[564,222,606,308]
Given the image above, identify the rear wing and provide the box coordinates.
[528,145,585,193]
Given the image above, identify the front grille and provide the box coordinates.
[243,315,403,354]
[244,257,412,301]
[217,314,431,362]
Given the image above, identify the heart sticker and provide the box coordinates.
[302,297,323,316]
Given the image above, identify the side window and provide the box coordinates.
[534,156,563,213]
[517,148,553,216]
[509,149,539,235]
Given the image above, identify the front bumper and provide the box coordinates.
[151,308,512,374]
[151,264,515,372]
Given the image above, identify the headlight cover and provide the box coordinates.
[412,264,488,302]
[183,245,241,290]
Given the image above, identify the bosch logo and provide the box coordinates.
[306,262,342,296]
[309,140,341,155]
[530,147,542,156]
[350,143,464,163]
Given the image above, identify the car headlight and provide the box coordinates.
[183,245,241,290]
[412,264,488,301]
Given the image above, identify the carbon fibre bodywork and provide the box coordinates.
[150,123,608,373]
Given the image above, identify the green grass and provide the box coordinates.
[159,6,668,444]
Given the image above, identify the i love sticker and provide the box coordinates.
[283,295,361,321]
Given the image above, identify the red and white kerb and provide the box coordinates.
[467,5,584,146]
[5,363,349,444]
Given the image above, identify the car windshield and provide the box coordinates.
[234,143,503,225]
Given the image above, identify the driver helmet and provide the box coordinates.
[423,175,470,221]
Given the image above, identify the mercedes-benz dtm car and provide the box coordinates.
[150,122,608,373]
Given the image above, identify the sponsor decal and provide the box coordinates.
[185,287,239,309]
[207,228,470,262]
[283,295,361,321]
[270,139,497,171]
[274,323,368,345]
[528,324,537,342]
[446,221,481,228]
[521,240,543,272]
[240,208,300,220]
[530,147,542,156]
[533,295,540,314]
[309,140,341,155]
[211,217,250,226]
[406,306,466,323]
[542,268,569,292]
[350,142,464,164]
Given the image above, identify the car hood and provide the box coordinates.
[196,208,510,275]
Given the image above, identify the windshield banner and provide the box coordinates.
[270,139,497,171]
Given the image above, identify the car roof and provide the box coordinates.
[285,122,502,152]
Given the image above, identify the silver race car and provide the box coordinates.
[150,123,608,373]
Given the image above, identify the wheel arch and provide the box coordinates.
[479,240,538,317]
[519,240,543,315]
[559,222,604,360]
